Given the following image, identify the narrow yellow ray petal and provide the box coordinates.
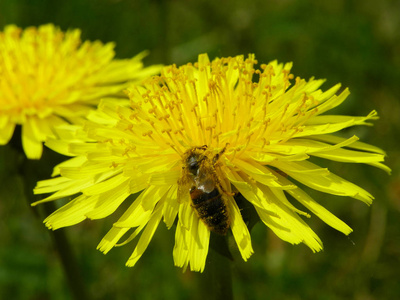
[162,186,180,229]
[256,184,323,252]
[272,160,373,204]
[308,134,387,155]
[97,227,130,254]
[126,204,164,267]
[22,118,43,159]
[272,170,353,235]
[0,121,15,144]
[113,185,169,228]
[188,217,210,272]
[227,196,254,261]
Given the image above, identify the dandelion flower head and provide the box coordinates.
[33,54,389,272]
[0,24,161,159]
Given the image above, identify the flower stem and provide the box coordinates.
[18,145,89,300]
[42,201,89,300]
[201,235,234,300]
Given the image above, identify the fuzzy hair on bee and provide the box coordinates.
[178,145,231,235]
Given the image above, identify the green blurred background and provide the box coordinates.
[0,0,399,299]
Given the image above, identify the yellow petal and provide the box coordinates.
[43,179,130,228]
[173,210,210,273]
[82,173,130,195]
[233,158,296,190]
[22,118,43,159]
[60,161,115,179]
[227,195,253,261]
[298,111,378,137]
[287,187,352,235]
[188,217,210,272]
[224,166,278,216]
[113,185,169,228]
[162,186,179,229]
[313,87,349,115]
[33,178,93,204]
[256,184,323,252]
[271,169,353,235]
[178,199,193,230]
[148,168,181,186]
[33,177,74,195]
[308,134,387,155]
[0,120,15,144]
[266,135,359,155]
[271,160,374,204]
[312,147,389,172]
[126,204,164,267]
[51,156,87,176]
[173,220,190,271]
[97,226,130,254]
[85,179,130,219]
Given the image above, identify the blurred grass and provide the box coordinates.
[0,0,399,299]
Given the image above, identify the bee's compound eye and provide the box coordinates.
[190,163,198,169]
[187,156,199,175]
[188,162,199,173]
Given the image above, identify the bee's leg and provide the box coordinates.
[194,145,208,151]
[219,185,235,197]
[214,169,235,197]
[213,144,233,196]
[212,143,229,164]
[218,182,235,197]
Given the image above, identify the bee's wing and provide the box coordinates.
[196,164,217,193]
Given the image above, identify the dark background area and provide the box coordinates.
[0,0,399,299]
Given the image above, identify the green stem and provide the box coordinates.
[42,202,89,300]
[201,235,234,300]
[19,147,89,300]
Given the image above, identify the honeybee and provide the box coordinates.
[178,145,231,235]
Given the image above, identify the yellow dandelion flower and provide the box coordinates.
[33,54,389,272]
[0,24,161,159]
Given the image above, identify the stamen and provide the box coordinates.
[110,161,119,168]
[142,130,153,137]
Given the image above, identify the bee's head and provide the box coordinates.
[187,154,201,176]
[183,145,208,176]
